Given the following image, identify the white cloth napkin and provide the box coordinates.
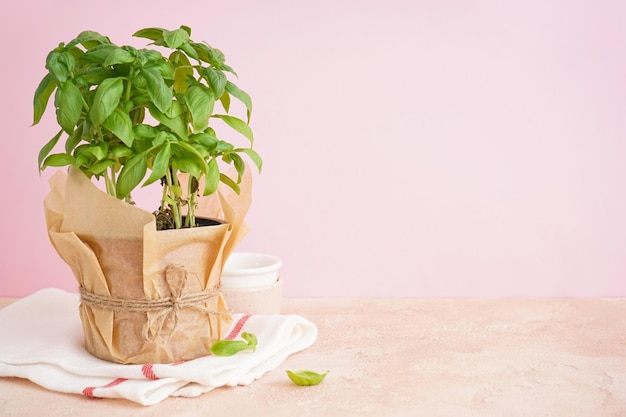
[0,288,317,405]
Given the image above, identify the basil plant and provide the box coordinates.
[33,26,262,230]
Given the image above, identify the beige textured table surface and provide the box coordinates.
[1,296,625,416]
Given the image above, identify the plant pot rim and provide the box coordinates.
[156,216,226,231]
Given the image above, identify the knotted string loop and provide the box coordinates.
[79,265,229,342]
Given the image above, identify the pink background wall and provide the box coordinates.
[1,1,625,297]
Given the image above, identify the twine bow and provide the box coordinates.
[79,264,228,343]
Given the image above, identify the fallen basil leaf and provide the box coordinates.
[210,340,249,356]
[241,332,258,352]
[210,332,258,357]
[286,370,329,386]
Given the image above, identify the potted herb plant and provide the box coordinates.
[33,26,262,364]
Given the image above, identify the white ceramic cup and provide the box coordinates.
[221,252,282,289]
[221,252,283,314]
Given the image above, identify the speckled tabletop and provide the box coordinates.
[1,296,625,416]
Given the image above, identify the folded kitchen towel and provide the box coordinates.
[0,288,317,406]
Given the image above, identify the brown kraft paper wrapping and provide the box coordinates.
[43,167,253,364]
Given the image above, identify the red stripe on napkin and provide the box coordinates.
[82,378,128,398]
[142,363,159,380]
[225,314,252,340]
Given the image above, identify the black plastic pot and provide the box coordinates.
[186,216,225,227]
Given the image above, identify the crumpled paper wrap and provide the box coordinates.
[43,167,252,364]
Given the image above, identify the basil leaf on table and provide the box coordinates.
[286,370,329,386]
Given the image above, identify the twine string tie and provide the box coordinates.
[78,265,229,342]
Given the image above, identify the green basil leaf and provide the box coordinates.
[151,131,170,147]
[38,130,64,170]
[286,370,329,386]
[163,28,190,49]
[103,47,135,66]
[103,108,134,147]
[166,99,184,118]
[81,68,116,85]
[225,81,252,123]
[172,156,202,179]
[75,30,111,49]
[89,77,124,126]
[215,140,234,152]
[144,142,171,186]
[219,63,237,75]
[210,332,258,357]
[147,104,187,140]
[212,114,253,144]
[228,152,245,182]
[190,132,218,151]
[82,143,108,160]
[219,90,231,113]
[202,67,226,99]
[218,172,240,195]
[141,67,173,114]
[87,159,115,175]
[210,340,250,357]
[54,81,83,133]
[241,332,258,352]
[42,153,75,168]
[65,121,85,154]
[203,158,219,196]
[171,51,193,93]
[33,74,56,125]
[82,44,118,64]
[133,27,165,41]
[179,42,200,61]
[73,153,90,169]
[171,139,206,165]
[109,144,134,159]
[236,148,263,173]
[190,42,215,64]
[46,51,74,84]
[133,123,159,139]
[116,152,147,198]
[185,85,214,132]
[211,48,226,66]
[65,45,85,61]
